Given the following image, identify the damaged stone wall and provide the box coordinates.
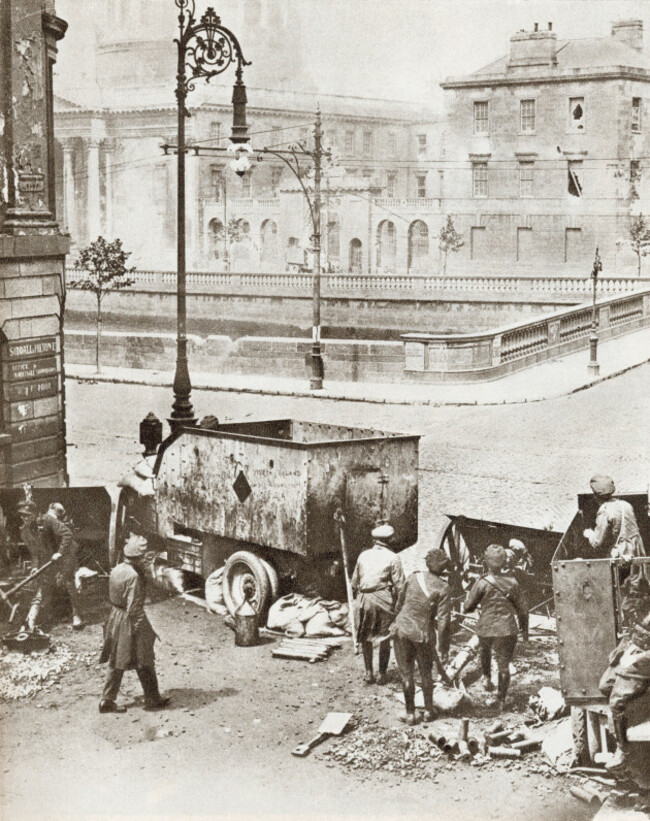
[0,0,70,488]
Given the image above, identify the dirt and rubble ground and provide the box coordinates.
[4,368,650,818]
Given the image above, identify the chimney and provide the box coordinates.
[611,19,643,52]
[509,25,557,68]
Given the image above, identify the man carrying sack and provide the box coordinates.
[99,534,170,714]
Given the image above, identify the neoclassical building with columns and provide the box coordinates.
[53,0,441,275]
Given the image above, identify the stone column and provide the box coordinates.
[103,142,113,238]
[62,142,75,236]
[86,139,101,241]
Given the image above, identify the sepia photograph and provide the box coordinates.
[2,0,650,818]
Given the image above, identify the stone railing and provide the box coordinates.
[402,290,650,382]
[65,268,650,302]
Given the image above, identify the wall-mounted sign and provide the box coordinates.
[18,173,45,193]
[7,377,58,402]
[7,337,57,360]
[5,356,58,382]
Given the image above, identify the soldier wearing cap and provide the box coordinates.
[99,534,170,714]
[584,474,649,627]
[24,502,83,631]
[351,522,405,685]
[464,544,528,710]
[390,548,452,725]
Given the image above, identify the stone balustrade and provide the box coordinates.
[402,289,650,382]
[65,268,650,301]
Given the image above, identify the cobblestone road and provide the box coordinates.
[65,362,650,536]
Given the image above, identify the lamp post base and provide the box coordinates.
[310,345,324,391]
[588,334,599,378]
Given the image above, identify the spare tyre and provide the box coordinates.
[222,551,272,616]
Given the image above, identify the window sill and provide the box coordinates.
[518,131,536,136]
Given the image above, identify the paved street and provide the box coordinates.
[67,362,650,533]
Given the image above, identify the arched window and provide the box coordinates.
[208,218,224,260]
[260,219,278,265]
[349,238,363,274]
[376,220,396,272]
[408,220,429,272]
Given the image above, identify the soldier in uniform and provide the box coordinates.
[99,534,170,714]
[390,548,452,725]
[599,611,650,772]
[584,474,650,628]
[464,544,528,710]
[24,502,83,631]
[351,522,405,685]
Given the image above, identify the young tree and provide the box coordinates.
[438,215,465,274]
[70,237,135,373]
[629,214,650,276]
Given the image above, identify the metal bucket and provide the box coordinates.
[234,596,259,647]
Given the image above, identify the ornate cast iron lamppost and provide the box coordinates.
[588,247,602,377]
[169,1,249,432]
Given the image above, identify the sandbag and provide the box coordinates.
[267,593,350,637]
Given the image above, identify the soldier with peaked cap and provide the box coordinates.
[99,534,170,714]
[390,548,452,725]
[351,522,405,685]
[584,474,650,627]
[464,544,528,711]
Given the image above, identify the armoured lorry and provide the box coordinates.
[553,490,650,781]
[115,418,420,616]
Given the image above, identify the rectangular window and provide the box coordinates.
[241,172,251,197]
[271,167,282,196]
[470,226,487,259]
[472,162,488,197]
[211,165,224,199]
[388,132,397,156]
[416,174,427,198]
[568,97,585,132]
[417,134,427,156]
[363,131,373,155]
[630,159,640,200]
[519,162,534,197]
[565,227,582,262]
[632,97,642,132]
[210,120,222,144]
[568,160,583,197]
[362,168,372,178]
[345,130,355,153]
[517,227,533,261]
[326,130,337,150]
[386,171,397,198]
[474,101,489,134]
[520,99,536,133]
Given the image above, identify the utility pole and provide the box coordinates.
[222,173,229,272]
[310,108,324,390]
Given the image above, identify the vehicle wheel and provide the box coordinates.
[259,557,280,601]
[222,551,272,617]
[571,707,590,766]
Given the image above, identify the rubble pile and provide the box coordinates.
[0,644,95,701]
[321,722,444,780]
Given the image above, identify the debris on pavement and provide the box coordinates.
[529,687,568,721]
[541,717,574,771]
[0,642,96,701]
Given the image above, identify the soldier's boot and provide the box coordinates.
[138,667,171,711]
[376,641,390,685]
[606,718,629,772]
[362,642,374,684]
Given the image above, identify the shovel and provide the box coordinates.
[291,712,352,757]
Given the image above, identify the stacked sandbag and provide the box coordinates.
[267,593,349,637]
